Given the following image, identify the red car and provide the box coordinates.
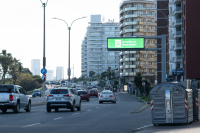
[89,89,98,97]
[78,91,89,101]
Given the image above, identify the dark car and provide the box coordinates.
[55,82,60,85]
[104,87,110,90]
[87,85,92,89]
[78,91,89,101]
[89,89,98,97]
[32,89,42,97]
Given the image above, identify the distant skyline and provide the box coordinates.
[0,0,121,78]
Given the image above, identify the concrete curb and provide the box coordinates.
[131,104,150,113]
[130,94,150,104]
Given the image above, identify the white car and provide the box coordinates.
[99,90,116,104]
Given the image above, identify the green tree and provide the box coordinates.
[21,68,32,75]
[9,58,23,85]
[89,71,95,78]
[0,50,13,84]
[133,73,143,95]
[142,79,151,96]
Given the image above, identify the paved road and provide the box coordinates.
[0,83,150,133]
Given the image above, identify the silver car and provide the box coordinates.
[99,90,116,104]
[46,87,81,112]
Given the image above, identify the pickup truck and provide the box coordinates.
[0,84,31,113]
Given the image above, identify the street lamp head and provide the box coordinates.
[52,17,57,19]
[82,16,87,18]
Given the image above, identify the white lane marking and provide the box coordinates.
[22,123,41,128]
[117,96,121,103]
[134,124,153,130]
[96,107,99,108]
[0,117,2,118]
[87,109,92,111]
[72,113,79,115]
[53,117,63,120]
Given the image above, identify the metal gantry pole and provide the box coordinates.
[68,27,71,82]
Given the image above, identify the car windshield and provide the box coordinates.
[90,90,95,92]
[101,92,112,94]
[78,91,87,94]
[50,89,68,94]
[0,85,14,93]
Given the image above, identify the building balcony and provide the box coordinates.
[120,16,125,21]
[120,58,125,62]
[125,51,137,54]
[125,29,137,32]
[174,7,182,14]
[142,72,156,75]
[140,22,157,26]
[141,14,154,18]
[125,65,136,68]
[174,43,182,50]
[125,57,136,61]
[125,14,138,19]
[120,72,136,77]
[174,55,183,62]
[142,58,156,61]
[141,65,157,68]
[140,51,155,54]
[119,51,125,55]
[125,21,138,26]
[174,0,182,3]
[175,31,182,38]
[175,19,182,26]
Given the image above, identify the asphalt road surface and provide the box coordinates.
[0,84,150,133]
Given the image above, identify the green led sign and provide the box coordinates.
[107,37,144,51]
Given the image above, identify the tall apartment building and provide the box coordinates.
[31,59,40,76]
[119,0,157,81]
[56,66,64,80]
[46,70,54,81]
[156,0,169,84]
[183,0,200,80]
[81,15,120,77]
[169,0,183,81]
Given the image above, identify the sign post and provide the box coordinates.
[142,82,146,95]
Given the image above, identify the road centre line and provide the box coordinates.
[87,109,92,111]
[53,117,63,120]
[96,107,99,108]
[22,123,41,128]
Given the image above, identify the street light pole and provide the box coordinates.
[40,0,48,102]
[52,16,86,84]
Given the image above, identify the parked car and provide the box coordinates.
[46,87,81,112]
[32,89,42,97]
[99,90,116,104]
[88,89,98,97]
[78,91,89,101]
[0,84,31,113]
[55,82,60,85]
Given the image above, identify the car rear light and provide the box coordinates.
[88,92,90,94]
[95,92,97,94]
[109,95,113,97]
[47,95,53,97]
[64,94,72,97]
[10,95,13,101]
[100,95,103,97]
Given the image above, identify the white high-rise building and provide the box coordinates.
[169,0,183,75]
[81,15,120,77]
[56,66,64,81]
[31,59,40,75]
[46,70,54,81]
